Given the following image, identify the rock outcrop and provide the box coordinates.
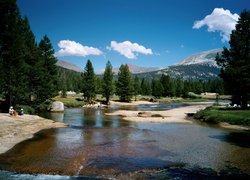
[50,101,64,112]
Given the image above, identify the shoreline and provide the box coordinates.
[109,100,159,106]
[0,113,67,155]
[218,122,250,131]
[106,104,210,123]
[106,102,250,130]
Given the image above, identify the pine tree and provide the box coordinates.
[37,35,58,104]
[141,78,152,95]
[102,61,114,104]
[116,64,133,102]
[216,10,250,109]
[160,74,171,97]
[169,79,176,97]
[21,16,42,105]
[82,60,96,103]
[96,76,102,94]
[152,79,163,98]
[175,79,184,97]
[133,75,141,101]
[0,0,29,107]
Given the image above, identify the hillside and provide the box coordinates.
[136,49,222,80]
[56,60,82,72]
[175,49,222,67]
[112,64,159,74]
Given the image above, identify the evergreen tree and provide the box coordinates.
[82,60,96,103]
[175,79,184,97]
[0,0,28,107]
[169,79,177,97]
[152,79,163,98]
[57,67,83,93]
[141,78,152,95]
[160,74,171,97]
[133,75,141,101]
[96,76,102,94]
[102,61,114,104]
[21,16,43,105]
[194,80,203,94]
[37,35,58,104]
[116,64,133,102]
[183,80,192,98]
[216,10,250,108]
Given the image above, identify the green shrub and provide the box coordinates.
[194,106,250,126]
[151,114,163,117]
[15,105,35,114]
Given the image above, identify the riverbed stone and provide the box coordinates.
[138,111,152,117]
[50,101,64,112]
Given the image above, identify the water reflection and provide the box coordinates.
[49,112,64,122]
[0,105,250,178]
[209,131,250,148]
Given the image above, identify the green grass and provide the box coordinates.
[194,106,250,126]
[53,96,86,107]
[159,97,208,103]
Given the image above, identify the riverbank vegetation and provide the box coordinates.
[194,106,250,126]
[193,10,250,127]
[215,10,250,109]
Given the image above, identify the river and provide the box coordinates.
[0,103,249,179]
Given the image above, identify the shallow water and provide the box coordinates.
[0,104,249,179]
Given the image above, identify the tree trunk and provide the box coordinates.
[241,93,248,109]
[106,96,110,105]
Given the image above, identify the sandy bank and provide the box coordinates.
[219,122,250,131]
[0,113,67,154]
[109,100,158,106]
[106,104,209,123]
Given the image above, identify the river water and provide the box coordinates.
[0,103,250,179]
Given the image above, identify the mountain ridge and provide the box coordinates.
[56,60,82,72]
[113,64,160,74]
[56,48,223,80]
[174,48,222,67]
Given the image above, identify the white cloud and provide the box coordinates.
[193,8,239,42]
[107,40,153,59]
[56,40,102,57]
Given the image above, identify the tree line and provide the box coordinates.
[79,60,224,104]
[0,0,58,111]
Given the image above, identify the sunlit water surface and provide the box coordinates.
[0,103,249,179]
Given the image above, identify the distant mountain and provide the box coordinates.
[56,49,223,80]
[136,49,223,80]
[56,60,82,72]
[174,49,222,67]
[113,64,160,74]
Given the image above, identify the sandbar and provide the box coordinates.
[109,100,158,106]
[106,104,209,123]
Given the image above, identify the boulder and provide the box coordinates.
[138,111,152,117]
[50,101,64,112]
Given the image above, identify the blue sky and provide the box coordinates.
[17,0,249,73]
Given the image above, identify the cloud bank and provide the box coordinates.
[193,8,239,42]
[56,40,102,57]
[107,41,153,59]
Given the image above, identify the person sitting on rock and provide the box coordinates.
[18,108,24,116]
[9,106,14,116]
